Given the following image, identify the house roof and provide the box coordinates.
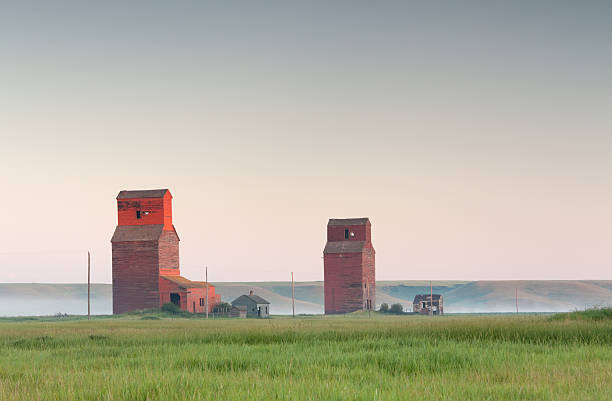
[247,294,270,304]
[328,218,370,226]
[232,294,270,305]
[413,294,443,303]
[111,224,165,242]
[117,189,169,199]
[160,275,214,290]
[323,241,366,254]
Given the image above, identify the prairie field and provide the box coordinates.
[0,313,611,401]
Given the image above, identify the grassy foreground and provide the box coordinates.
[0,314,611,401]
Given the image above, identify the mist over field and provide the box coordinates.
[1,281,610,317]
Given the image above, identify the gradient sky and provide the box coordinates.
[1,1,611,283]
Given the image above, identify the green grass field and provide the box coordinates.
[1,312,611,400]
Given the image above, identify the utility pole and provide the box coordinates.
[430,280,433,316]
[291,272,295,318]
[205,266,209,319]
[515,287,519,314]
[367,280,371,318]
[87,251,91,321]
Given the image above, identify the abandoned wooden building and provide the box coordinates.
[231,291,270,318]
[323,218,376,314]
[230,305,248,318]
[111,189,220,314]
[413,294,444,315]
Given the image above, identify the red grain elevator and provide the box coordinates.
[323,218,375,314]
[111,189,220,314]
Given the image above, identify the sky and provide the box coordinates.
[1,1,611,283]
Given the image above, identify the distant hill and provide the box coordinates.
[1,281,610,316]
[442,281,612,312]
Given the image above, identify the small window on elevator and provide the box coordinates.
[136,210,141,219]
[344,229,349,239]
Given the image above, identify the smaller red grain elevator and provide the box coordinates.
[323,218,375,314]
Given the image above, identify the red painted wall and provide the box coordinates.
[324,253,364,313]
[362,248,376,309]
[327,222,371,242]
[112,241,160,314]
[117,191,173,230]
[158,230,179,276]
[185,287,220,314]
[159,277,220,313]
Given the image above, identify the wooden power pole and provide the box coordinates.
[205,266,209,319]
[367,280,371,318]
[516,287,519,314]
[430,280,433,316]
[87,251,91,321]
[291,272,295,318]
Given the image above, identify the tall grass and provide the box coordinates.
[0,315,610,400]
[550,306,612,321]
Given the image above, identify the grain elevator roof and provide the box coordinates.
[117,189,169,199]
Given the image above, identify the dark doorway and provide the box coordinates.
[170,293,180,306]
[193,301,196,313]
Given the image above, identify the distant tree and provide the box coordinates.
[213,302,232,314]
[389,303,404,314]
[379,303,389,313]
[161,302,181,314]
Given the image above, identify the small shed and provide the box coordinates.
[413,294,443,315]
[230,305,248,318]
[231,291,270,318]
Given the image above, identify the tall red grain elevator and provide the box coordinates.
[110,189,220,314]
[323,218,375,314]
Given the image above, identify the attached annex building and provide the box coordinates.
[111,189,220,314]
[323,218,375,314]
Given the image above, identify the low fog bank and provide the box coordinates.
[0,297,587,317]
[0,298,324,317]
[0,297,112,317]
[0,296,594,317]
[0,283,112,317]
[1,281,610,317]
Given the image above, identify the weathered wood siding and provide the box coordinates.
[112,241,160,314]
[158,230,180,276]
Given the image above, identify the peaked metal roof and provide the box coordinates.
[111,224,164,242]
[328,218,370,226]
[232,294,270,304]
[160,275,214,289]
[247,294,270,304]
[413,294,443,302]
[117,189,169,199]
[323,241,367,254]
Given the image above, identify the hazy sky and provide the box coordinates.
[1,1,611,283]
